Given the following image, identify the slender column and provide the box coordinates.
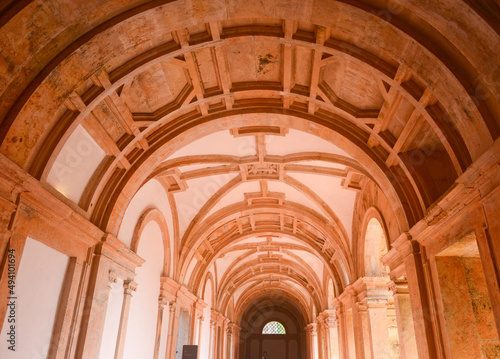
[349,290,365,359]
[166,302,180,359]
[197,315,204,347]
[208,317,216,359]
[307,323,319,359]
[152,295,169,359]
[312,323,319,359]
[226,323,233,359]
[305,325,311,359]
[114,280,138,359]
[230,323,241,359]
[334,302,347,359]
[221,318,229,359]
[389,280,418,359]
[317,320,325,359]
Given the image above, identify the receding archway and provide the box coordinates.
[239,296,307,359]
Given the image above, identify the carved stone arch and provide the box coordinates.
[235,288,311,325]
[357,207,391,277]
[201,271,216,309]
[104,113,411,237]
[131,207,172,276]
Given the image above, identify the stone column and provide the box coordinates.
[114,280,138,359]
[166,302,180,359]
[389,280,418,359]
[354,277,393,359]
[324,309,340,359]
[366,298,392,358]
[398,236,438,358]
[191,299,206,346]
[334,302,347,359]
[305,326,311,359]
[306,323,319,359]
[355,302,372,359]
[230,323,241,359]
[75,260,118,358]
[386,298,400,359]
[317,320,326,359]
[197,314,204,347]
[221,318,229,359]
[152,295,169,359]
[226,323,233,359]
[75,234,144,359]
[208,317,216,359]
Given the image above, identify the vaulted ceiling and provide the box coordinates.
[0,0,498,320]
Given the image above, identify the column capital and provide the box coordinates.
[158,294,169,307]
[107,270,118,289]
[352,276,391,305]
[169,301,178,313]
[123,280,138,296]
[306,322,318,335]
[228,322,241,333]
[318,309,338,327]
[388,278,409,295]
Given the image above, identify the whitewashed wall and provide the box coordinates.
[123,221,164,359]
[0,237,69,359]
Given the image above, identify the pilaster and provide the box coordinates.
[115,280,138,359]
[388,279,418,359]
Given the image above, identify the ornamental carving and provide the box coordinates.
[247,163,279,176]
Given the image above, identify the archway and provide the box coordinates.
[239,296,307,359]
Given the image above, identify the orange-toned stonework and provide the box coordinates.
[0,0,499,358]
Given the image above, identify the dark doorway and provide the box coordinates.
[238,296,306,359]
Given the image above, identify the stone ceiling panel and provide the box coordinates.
[265,129,352,157]
[167,130,256,159]
[287,173,356,241]
[121,62,188,113]
[175,173,239,236]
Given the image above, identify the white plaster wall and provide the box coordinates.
[175,173,238,237]
[157,306,170,359]
[207,181,261,218]
[123,221,164,359]
[184,257,198,286]
[288,173,356,241]
[46,124,106,203]
[99,278,124,359]
[167,131,256,159]
[118,179,174,273]
[267,181,326,217]
[0,237,69,359]
[265,129,351,157]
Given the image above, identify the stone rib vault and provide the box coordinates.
[0,1,499,358]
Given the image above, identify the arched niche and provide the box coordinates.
[131,207,172,277]
[328,278,336,310]
[123,220,165,359]
[362,209,390,277]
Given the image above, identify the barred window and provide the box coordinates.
[262,321,286,334]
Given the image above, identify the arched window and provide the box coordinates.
[262,321,286,334]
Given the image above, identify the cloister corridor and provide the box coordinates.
[0,0,500,358]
